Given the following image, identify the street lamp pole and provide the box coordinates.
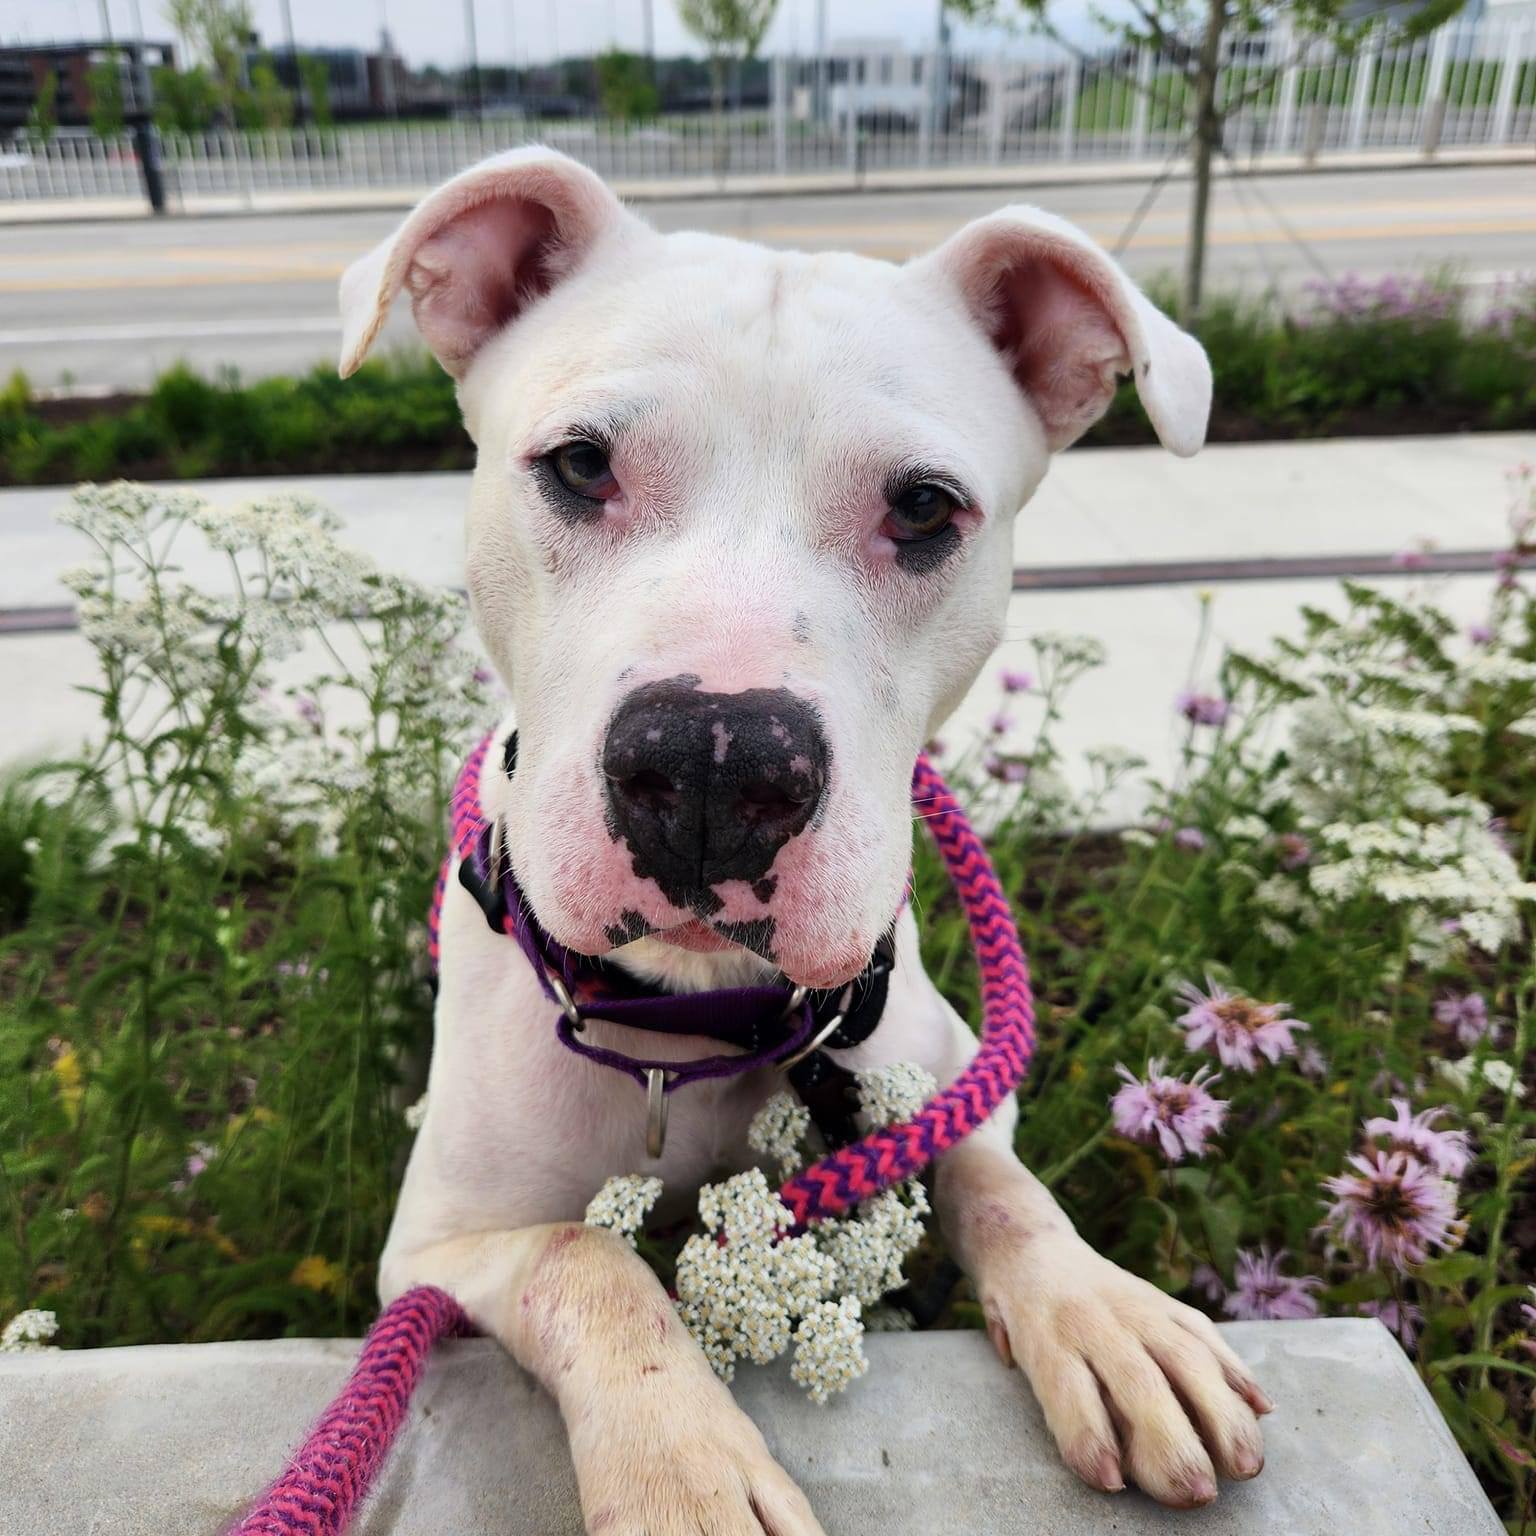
[116,0,168,214]
[378,0,398,117]
[280,0,309,124]
[464,0,483,117]
[814,0,828,124]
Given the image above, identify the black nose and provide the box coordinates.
[602,679,829,907]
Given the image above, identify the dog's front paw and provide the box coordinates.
[983,1233,1273,1508]
[567,1364,824,1536]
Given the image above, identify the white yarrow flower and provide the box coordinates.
[790,1297,868,1404]
[747,1092,813,1181]
[1,1309,60,1353]
[584,1175,663,1247]
[857,1062,937,1128]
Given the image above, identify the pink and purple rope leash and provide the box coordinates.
[229,752,1035,1536]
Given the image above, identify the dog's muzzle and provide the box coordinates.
[601,677,829,908]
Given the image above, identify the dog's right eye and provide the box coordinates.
[548,441,619,501]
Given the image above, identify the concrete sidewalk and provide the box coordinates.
[0,1323,1503,1534]
[4,145,1530,225]
[4,432,1530,802]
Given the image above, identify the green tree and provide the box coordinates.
[951,0,1467,322]
[677,0,778,172]
[167,0,255,127]
[152,64,222,133]
[237,61,295,129]
[85,55,126,140]
[25,69,58,145]
[298,55,333,126]
[596,49,660,120]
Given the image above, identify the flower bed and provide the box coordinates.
[1,475,1534,1520]
[0,273,1532,486]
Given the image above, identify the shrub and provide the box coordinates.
[1092,273,1536,443]
[2,280,1534,486]
[0,484,490,1343]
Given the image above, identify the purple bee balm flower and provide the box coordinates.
[988,710,1015,737]
[1110,1059,1227,1163]
[295,695,322,729]
[1176,691,1230,726]
[984,753,1029,784]
[1223,1248,1322,1322]
[1391,547,1429,571]
[1321,1148,1460,1272]
[471,666,495,686]
[1176,977,1309,1072]
[1468,623,1493,647]
[998,668,1034,694]
[1362,1099,1472,1180]
[1433,992,1489,1047]
[1358,1298,1424,1351]
[1174,826,1206,852]
[1275,833,1312,870]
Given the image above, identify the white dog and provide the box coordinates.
[339,147,1272,1534]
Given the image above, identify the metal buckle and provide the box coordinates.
[780,983,809,1019]
[546,970,583,1031]
[777,1009,847,1073]
[645,1068,672,1158]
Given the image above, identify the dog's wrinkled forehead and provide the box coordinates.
[468,235,1013,504]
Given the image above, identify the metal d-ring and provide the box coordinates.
[645,1068,672,1158]
[780,983,810,1019]
[777,1009,846,1073]
[546,970,583,1031]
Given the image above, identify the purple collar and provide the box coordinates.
[458,821,892,1096]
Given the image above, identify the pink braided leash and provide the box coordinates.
[230,752,1034,1536]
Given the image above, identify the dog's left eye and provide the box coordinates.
[882,482,959,542]
[548,441,620,501]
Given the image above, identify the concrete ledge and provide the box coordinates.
[0,1321,1501,1534]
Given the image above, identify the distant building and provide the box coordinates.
[0,39,175,133]
[252,44,370,115]
[245,40,440,118]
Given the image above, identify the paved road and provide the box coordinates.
[0,163,1530,394]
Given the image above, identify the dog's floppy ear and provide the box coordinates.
[338,146,637,379]
[910,205,1211,457]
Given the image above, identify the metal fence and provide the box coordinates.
[2,15,1532,209]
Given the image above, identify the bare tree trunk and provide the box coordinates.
[1181,0,1227,327]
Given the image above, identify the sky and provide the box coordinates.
[0,0,1102,69]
